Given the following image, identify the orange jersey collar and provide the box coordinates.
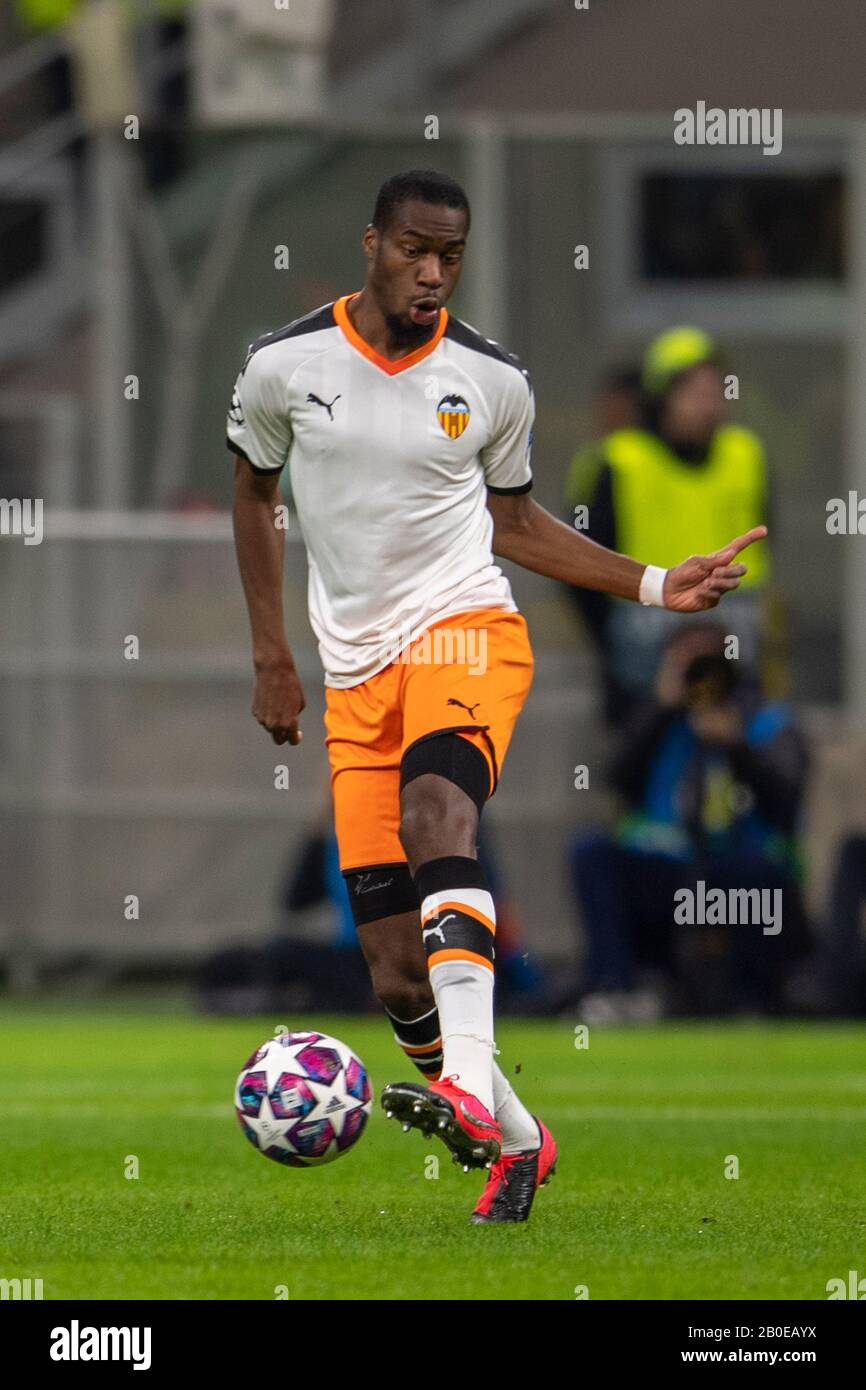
[334,292,448,376]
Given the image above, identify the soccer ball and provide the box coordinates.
[234,1030,372,1167]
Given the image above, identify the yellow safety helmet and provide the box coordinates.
[16,0,187,27]
[16,0,78,27]
[641,326,720,397]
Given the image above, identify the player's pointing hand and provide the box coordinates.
[662,526,768,612]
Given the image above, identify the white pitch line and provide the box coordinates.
[536,1104,866,1121]
[536,1075,866,1093]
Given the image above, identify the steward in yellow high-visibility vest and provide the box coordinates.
[564,327,771,722]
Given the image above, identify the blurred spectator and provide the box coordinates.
[14,0,189,189]
[14,0,78,39]
[562,363,641,572]
[568,624,811,1021]
[809,835,866,1016]
[564,328,772,724]
[13,0,77,155]
[566,365,643,457]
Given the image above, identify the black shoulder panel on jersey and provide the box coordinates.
[444,316,533,393]
[245,302,337,365]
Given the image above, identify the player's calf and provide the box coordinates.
[384,1004,443,1081]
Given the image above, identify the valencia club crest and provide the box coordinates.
[437,394,471,438]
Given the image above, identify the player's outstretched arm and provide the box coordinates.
[232,458,306,745]
[486,492,767,613]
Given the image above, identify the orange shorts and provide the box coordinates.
[323,608,534,872]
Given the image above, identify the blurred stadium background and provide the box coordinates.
[1,0,865,1009]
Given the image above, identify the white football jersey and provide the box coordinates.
[227,292,534,688]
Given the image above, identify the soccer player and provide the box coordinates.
[228,169,765,1224]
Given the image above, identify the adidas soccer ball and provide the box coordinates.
[234,1030,372,1167]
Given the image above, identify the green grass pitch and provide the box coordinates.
[1,1005,864,1300]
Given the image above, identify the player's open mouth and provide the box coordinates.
[409,298,439,325]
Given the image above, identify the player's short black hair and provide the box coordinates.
[372,170,471,235]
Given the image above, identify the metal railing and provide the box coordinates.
[0,509,597,989]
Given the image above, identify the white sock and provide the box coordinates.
[492,1061,540,1154]
[421,886,497,1115]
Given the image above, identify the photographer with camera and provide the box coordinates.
[568,624,810,1021]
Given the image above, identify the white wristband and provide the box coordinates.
[639,564,668,608]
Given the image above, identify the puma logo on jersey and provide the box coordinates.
[307,392,341,420]
[437,393,471,438]
[447,697,481,720]
[422,913,456,945]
